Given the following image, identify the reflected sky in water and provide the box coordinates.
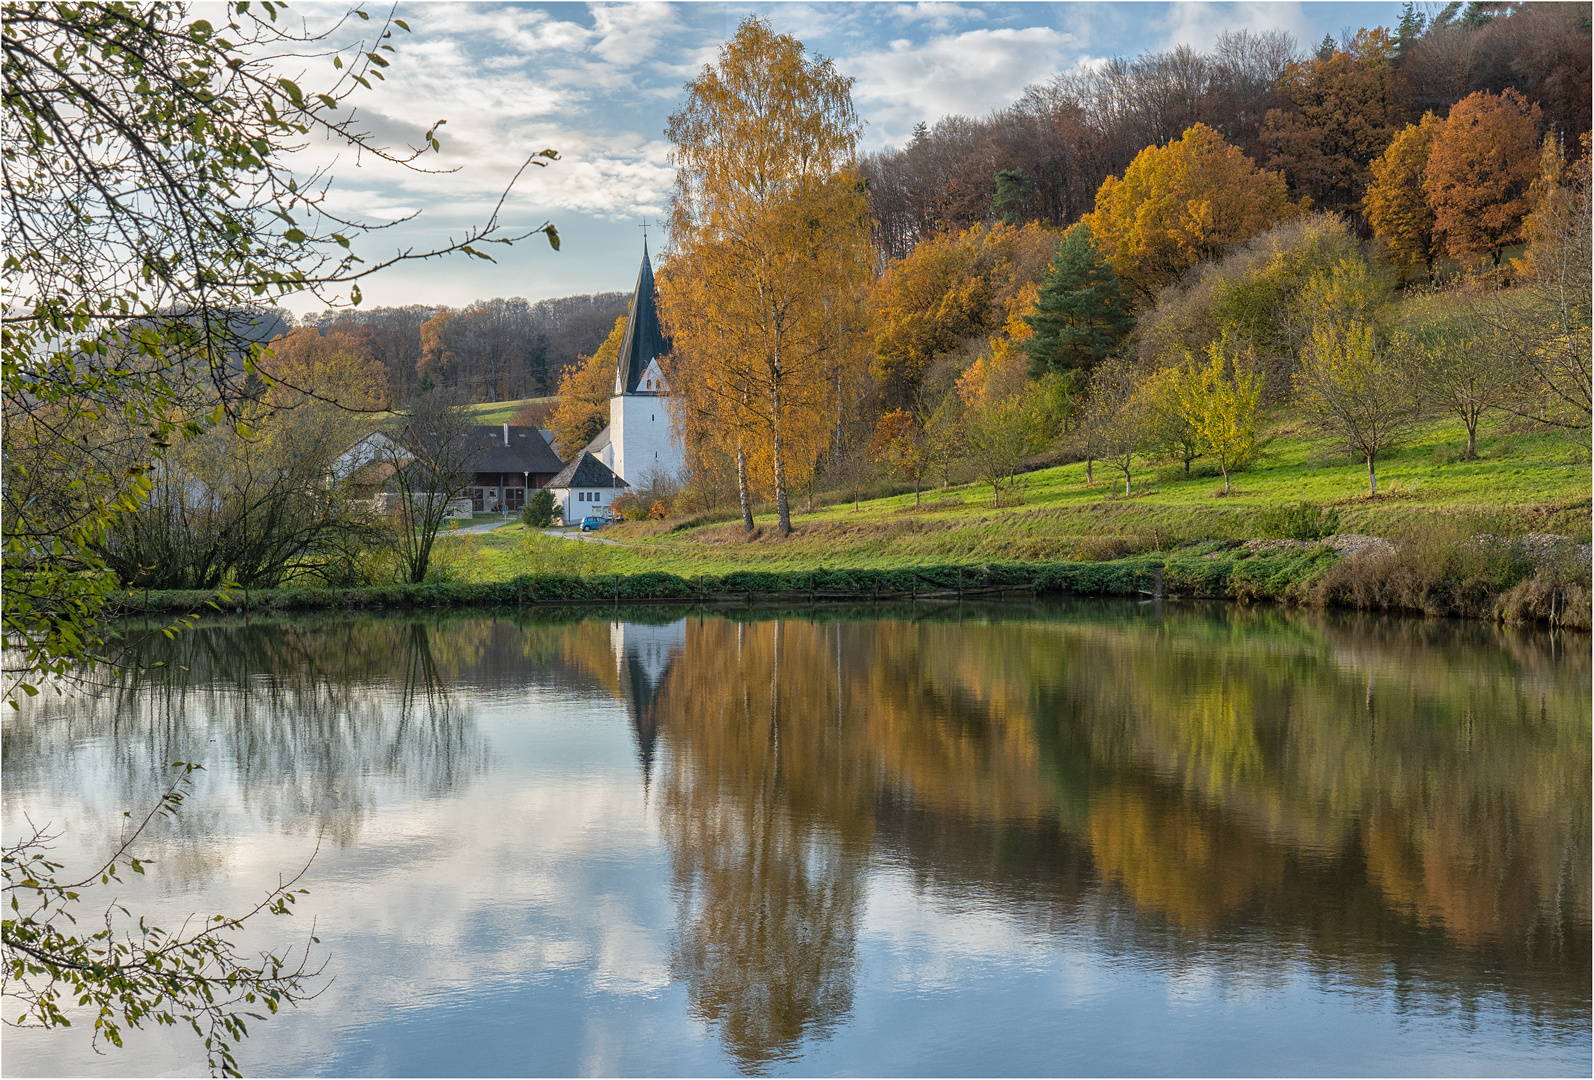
[2,602,1588,1077]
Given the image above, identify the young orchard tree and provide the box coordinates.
[661,17,873,537]
[1138,366,1203,476]
[871,409,929,506]
[1297,320,1417,496]
[1021,223,1133,378]
[1175,336,1264,493]
[922,394,969,492]
[1082,355,1152,496]
[1406,294,1518,458]
[964,386,1048,507]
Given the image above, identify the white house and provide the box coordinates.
[546,451,628,524]
[584,240,684,489]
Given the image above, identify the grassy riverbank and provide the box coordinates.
[120,413,1590,627]
[120,534,1589,629]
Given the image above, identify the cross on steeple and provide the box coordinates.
[638,216,651,242]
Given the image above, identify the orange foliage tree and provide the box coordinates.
[1424,89,1543,267]
[547,316,625,459]
[1365,112,1443,280]
[1083,123,1292,298]
[416,310,455,393]
[1261,28,1397,214]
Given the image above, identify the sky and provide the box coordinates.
[280,1,1407,318]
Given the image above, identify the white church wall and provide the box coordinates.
[611,392,681,488]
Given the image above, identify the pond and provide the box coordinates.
[2,601,1589,1077]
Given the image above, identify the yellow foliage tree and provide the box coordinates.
[1297,316,1416,496]
[1366,112,1442,280]
[866,222,1056,403]
[1175,335,1263,494]
[661,17,873,536]
[261,327,386,411]
[1083,123,1292,298]
[548,316,625,459]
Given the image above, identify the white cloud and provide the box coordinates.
[842,25,1075,147]
[1148,1,1317,53]
[891,1,987,31]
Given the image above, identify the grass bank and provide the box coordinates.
[118,533,1590,630]
[121,411,1590,628]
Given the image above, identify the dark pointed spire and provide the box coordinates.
[614,239,671,396]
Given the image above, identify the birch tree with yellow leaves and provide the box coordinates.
[660,18,873,536]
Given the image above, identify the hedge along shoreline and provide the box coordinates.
[113,556,1279,613]
[109,547,1589,630]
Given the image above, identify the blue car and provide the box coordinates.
[580,515,606,532]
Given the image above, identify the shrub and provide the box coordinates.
[1307,519,1551,619]
[1255,501,1341,540]
[521,488,555,528]
[610,493,651,522]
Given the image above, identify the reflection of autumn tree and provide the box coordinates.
[2,620,485,850]
[1088,785,1280,931]
[644,606,1587,983]
[655,620,870,1072]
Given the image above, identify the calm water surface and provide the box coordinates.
[2,601,1589,1076]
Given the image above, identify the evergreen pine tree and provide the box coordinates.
[1021,223,1133,378]
[1393,2,1426,56]
[992,169,1032,226]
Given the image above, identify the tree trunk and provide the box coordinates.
[1221,462,1230,494]
[1085,456,1094,486]
[914,481,920,506]
[1125,471,1132,497]
[1465,417,1478,459]
[772,410,791,536]
[736,442,754,532]
[1367,453,1378,495]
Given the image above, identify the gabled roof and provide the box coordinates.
[548,450,629,490]
[613,240,671,396]
[462,425,564,475]
[583,424,612,454]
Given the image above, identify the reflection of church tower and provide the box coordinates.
[610,619,687,784]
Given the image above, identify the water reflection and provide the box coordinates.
[1,618,486,849]
[2,602,1586,1075]
[627,605,1589,1064]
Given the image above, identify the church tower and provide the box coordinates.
[609,240,682,488]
